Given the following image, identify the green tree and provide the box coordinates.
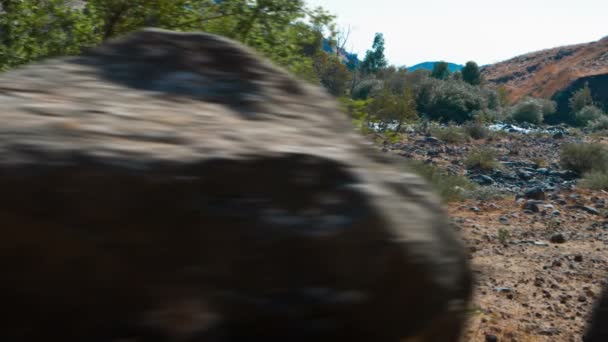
[313,53,352,96]
[431,61,450,80]
[496,85,510,107]
[360,33,387,75]
[461,61,481,85]
[569,82,594,113]
[0,0,339,88]
[369,84,418,132]
[0,0,97,71]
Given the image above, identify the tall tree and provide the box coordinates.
[431,61,450,80]
[360,33,387,75]
[461,61,481,85]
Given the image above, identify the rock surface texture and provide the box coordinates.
[0,29,471,341]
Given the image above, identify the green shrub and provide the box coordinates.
[468,186,507,201]
[465,148,499,170]
[581,171,608,190]
[464,122,490,140]
[498,228,510,244]
[352,78,382,100]
[589,116,608,131]
[575,105,605,127]
[431,125,468,143]
[560,143,608,174]
[408,162,476,202]
[510,98,544,124]
[417,79,496,123]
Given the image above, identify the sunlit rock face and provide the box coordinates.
[0,29,471,342]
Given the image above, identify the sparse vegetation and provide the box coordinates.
[464,121,490,140]
[511,98,555,125]
[498,228,510,244]
[533,157,549,169]
[560,143,608,174]
[465,148,499,170]
[408,162,476,202]
[468,186,507,201]
[589,116,608,131]
[569,82,594,114]
[575,105,605,127]
[431,125,469,143]
[581,171,608,190]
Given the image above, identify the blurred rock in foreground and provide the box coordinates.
[0,29,471,341]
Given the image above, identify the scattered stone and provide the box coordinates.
[424,136,440,144]
[574,255,584,262]
[485,334,498,342]
[582,206,601,216]
[536,168,550,174]
[539,328,561,336]
[524,187,546,200]
[553,132,565,139]
[518,170,534,180]
[471,174,495,185]
[550,233,567,244]
[499,216,509,224]
[523,201,540,213]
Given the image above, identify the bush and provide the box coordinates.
[581,171,608,190]
[465,148,499,170]
[575,105,605,127]
[464,122,490,140]
[560,143,608,174]
[422,80,492,123]
[468,186,507,201]
[510,98,544,124]
[408,162,475,202]
[589,115,608,131]
[352,78,382,100]
[431,125,468,143]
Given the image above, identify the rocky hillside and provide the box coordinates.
[482,36,608,114]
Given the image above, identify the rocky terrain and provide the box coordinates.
[381,127,608,341]
[481,36,608,114]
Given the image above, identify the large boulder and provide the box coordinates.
[0,29,471,341]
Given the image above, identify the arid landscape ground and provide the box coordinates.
[379,126,608,341]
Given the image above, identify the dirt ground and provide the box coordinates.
[383,129,608,341]
[455,191,607,342]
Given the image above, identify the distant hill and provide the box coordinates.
[407,61,463,73]
[482,36,608,116]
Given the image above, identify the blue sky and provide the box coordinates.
[307,0,607,67]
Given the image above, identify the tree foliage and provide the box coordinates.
[0,0,337,83]
[431,61,450,80]
[461,61,481,85]
[360,33,387,75]
[569,82,594,114]
[368,84,418,132]
[508,97,554,124]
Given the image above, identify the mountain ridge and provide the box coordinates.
[407,61,463,72]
